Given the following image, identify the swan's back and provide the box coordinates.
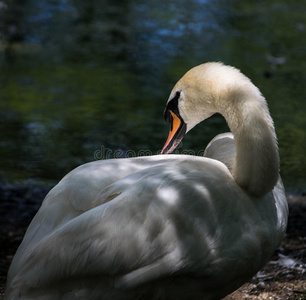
[204,132,236,171]
[5,154,287,300]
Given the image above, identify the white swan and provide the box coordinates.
[5,62,288,300]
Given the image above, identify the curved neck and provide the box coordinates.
[221,89,279,197]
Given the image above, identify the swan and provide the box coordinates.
[5,62,288,300]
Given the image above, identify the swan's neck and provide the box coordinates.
[221,89,279,197]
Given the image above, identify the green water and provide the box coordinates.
[0,0,305,190]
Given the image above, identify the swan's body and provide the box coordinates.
[5,62,288,300]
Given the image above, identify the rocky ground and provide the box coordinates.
[0,181,305,299]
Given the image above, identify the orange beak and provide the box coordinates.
[161,110,187,154]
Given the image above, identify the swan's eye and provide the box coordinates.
[164,91,181,122]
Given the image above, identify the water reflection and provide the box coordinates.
[0,0,305,189]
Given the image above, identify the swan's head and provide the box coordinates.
[161,62,260,154]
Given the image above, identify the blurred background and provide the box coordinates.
[0,0,305,191]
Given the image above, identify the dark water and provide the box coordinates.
[0,0,305,190]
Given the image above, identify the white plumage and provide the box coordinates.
[5,62,288,300]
